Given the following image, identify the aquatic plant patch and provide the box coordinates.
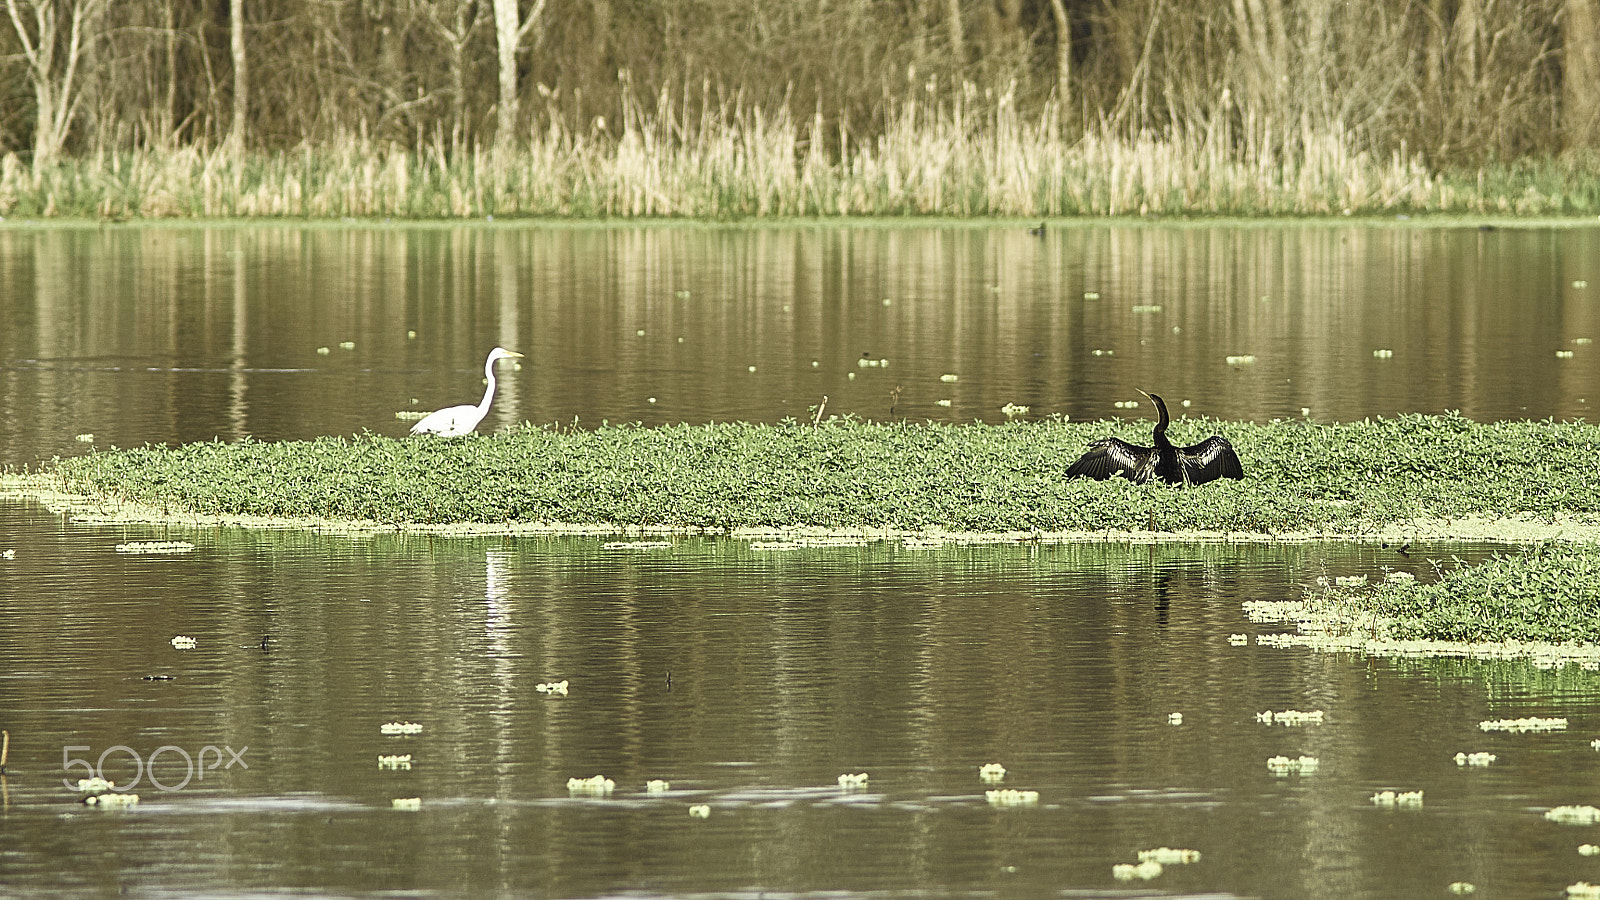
[1315,543,1600,643]
[28,413,1600,536]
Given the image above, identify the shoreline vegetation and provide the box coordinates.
[6,413,1600,647]
[15,413,1600,531]
[7,2,1600,220]
[7,412,1600,650]
[14,413,1600,536]
[1254,542,1600,655]
[9,127,1600,222]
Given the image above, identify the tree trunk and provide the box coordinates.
[416,0,482,154]
[1424,0,1443,95]
[1565,0,1600,149]
[451,23,469,152]
[944,0,963,71]
[493,0,521,149]
[1232,0,1286,110]
[1048,0,1070,106]
[162,0,178,146]
[491,0,547,150]
[226,0,247,154]
[590,0,611,102]
[1453,0,1483,87]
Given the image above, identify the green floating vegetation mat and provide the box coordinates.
[33,412,1600,535]
[1320,543,1600,644]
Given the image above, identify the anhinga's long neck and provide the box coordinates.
[1144,391,1172,447]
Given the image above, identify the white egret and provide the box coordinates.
[410,347,524,437]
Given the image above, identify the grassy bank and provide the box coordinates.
[15,412,1600,648]
[8,125,1600,220]
[1311,543,1600,644]
[25,413,1600,535]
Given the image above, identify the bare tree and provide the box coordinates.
[492,0,547,149]
[0,0,1580,171]
[225,0,247,153]
[1229,0,1288,121]
[418,0,487,151]
[1565,0,1600,148]
[944,0,964,70]
[1048,0,1071,106]
[160,0,178,147]
[6,0,109,168]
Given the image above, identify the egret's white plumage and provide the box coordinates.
[410,347,524,437]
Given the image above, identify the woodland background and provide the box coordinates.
[5,0,1600,217]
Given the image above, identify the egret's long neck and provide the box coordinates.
[477,361,499,413]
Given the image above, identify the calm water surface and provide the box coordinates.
[3,503,1597,899]
[2,223,1599,898]
[0,222,1596,468]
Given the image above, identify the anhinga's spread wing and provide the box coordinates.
[1067,389,1244,487]
[1176,436,1244,485]
[1065,438,1154,481]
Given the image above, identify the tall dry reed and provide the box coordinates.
[4,84,1598,220]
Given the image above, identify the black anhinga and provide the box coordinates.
[1066,390,1244,486]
